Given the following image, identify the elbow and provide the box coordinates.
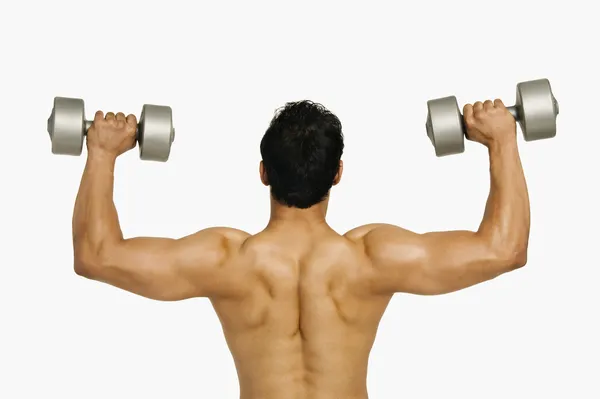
[74,251,101,279]
[512,247,528,269]
[73,243,118,279]
[479,229,529,272]
[505,249,528,271]
[493,244,528,272]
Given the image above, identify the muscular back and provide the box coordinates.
[213,226,390,399]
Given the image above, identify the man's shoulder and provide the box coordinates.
[343,224,416,254]
[185,227,251,251]
[343,223,395,242]
[212,227,252,240]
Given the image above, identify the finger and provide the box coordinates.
[126,114,137,127]
[94,111,104,122]
[493,98,505,108]
[463,103,473,119]
[463,104,476,127]
[473,101,483,112]
[116,112,126,122]
[105,112,115,120]
[483,100,494,110]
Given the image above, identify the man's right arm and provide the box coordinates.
[353,100,530,295]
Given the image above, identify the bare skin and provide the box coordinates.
[72,99,529,399]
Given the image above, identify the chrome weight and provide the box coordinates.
[425,79,559,157]
[47,97,175,162]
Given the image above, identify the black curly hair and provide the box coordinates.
[260,101,345,209]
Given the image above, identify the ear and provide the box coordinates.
[332,160,343,186]
[259,161,269,186]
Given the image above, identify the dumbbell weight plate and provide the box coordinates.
[515,79,559,141]
[47,97,87,156]
[138,104,175,162]
[425,96,465,157]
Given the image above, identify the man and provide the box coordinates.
[73,98,529,399]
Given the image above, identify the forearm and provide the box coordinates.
[477,141,530,262]
[72,153,124,267]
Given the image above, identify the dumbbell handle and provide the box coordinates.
[505,106,519,120]
[81,118,175,143]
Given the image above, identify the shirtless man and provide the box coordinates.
[72,98,529,399]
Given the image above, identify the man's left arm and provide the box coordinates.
[72,112,248,301]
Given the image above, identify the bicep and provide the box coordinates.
[79,228,240,301]
[363,225,511,295]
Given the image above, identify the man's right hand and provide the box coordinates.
[463,99,516,148]
[87,111,138,160]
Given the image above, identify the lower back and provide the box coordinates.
[234,331,371,399]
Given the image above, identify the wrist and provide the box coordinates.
[488,138,518,157]
[87,149,117,165]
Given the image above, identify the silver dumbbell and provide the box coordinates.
[47,97,175,162]
[425,79,559,157]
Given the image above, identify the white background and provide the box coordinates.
[1,1,598,398]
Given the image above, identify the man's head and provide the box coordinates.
[260,101,344,209]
